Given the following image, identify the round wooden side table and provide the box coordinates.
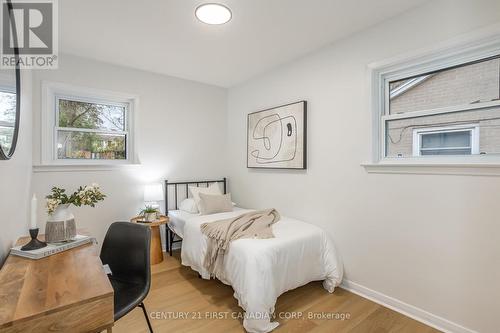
[130,215,169,265]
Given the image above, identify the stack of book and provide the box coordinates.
[11,234,96,260]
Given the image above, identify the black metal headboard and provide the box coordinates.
[164,178,227,216]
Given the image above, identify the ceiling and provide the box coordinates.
[59,0,428,87]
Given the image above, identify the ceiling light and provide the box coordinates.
[195,3,232,25]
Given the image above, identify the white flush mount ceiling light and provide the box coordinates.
[195,3,232,25]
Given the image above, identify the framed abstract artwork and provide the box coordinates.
[247,101,307,169]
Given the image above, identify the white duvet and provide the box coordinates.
[181,209,343,333]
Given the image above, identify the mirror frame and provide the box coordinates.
[0,0,21,160]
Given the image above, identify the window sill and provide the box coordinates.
[361,161,500,176]
[33,163,141,173]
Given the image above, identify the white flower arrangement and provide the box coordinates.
[46,184,106,215]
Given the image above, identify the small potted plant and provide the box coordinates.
[140,205,159,222]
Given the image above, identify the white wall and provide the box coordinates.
[227,1,500,332]
[0,71,33,263]
[31,54,227,248]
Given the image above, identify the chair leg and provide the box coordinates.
[138,302,153,333]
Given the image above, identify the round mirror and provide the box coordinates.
[0,0,20,160]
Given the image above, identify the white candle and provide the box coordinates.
[30,194,37,230]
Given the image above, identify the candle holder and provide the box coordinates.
[21,228,47,251]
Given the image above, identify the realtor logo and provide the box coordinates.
[1,0,58,69]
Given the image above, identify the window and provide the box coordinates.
[56,97,128,160]
[412,125,479,156]
[40,82,137,166]
[373,43,500,163]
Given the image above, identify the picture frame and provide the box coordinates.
[247,101,307,169]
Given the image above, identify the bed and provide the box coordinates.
[168,206,247,239]
[164,179,343,333]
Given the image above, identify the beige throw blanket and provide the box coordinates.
[200,209,280,277]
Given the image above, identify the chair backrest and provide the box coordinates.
[100,222,151,286]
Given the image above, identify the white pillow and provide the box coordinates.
[199,193,233,215]
[189,183,222,209]
[179,198,199,214]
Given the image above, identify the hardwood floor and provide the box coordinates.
[114,251,441,333]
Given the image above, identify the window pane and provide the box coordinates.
[421,131,470,149]
[389,57,500,114]
[385,106,500,158]
[0,91,16,151]
[57,130,126,160]
[58,99,126,131]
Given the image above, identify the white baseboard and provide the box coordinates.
[340,280,477,333]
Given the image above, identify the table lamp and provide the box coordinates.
[144,183,164,211]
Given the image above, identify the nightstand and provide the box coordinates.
[130,215,169,265]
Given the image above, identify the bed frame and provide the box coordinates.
[164,178,227,256]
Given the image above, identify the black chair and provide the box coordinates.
[100,222,153,333]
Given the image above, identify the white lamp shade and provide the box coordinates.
[144,183,164,202]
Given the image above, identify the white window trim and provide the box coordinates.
[411,124,479,157]
[38,81,139,169]
[363,27,500,176]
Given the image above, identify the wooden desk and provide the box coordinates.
[0,233,114,332]
[131,215,169,265]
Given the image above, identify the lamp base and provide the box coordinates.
[21,228,47,251]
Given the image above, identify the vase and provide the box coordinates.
[45,204,77,243]
[144,212,157,222]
